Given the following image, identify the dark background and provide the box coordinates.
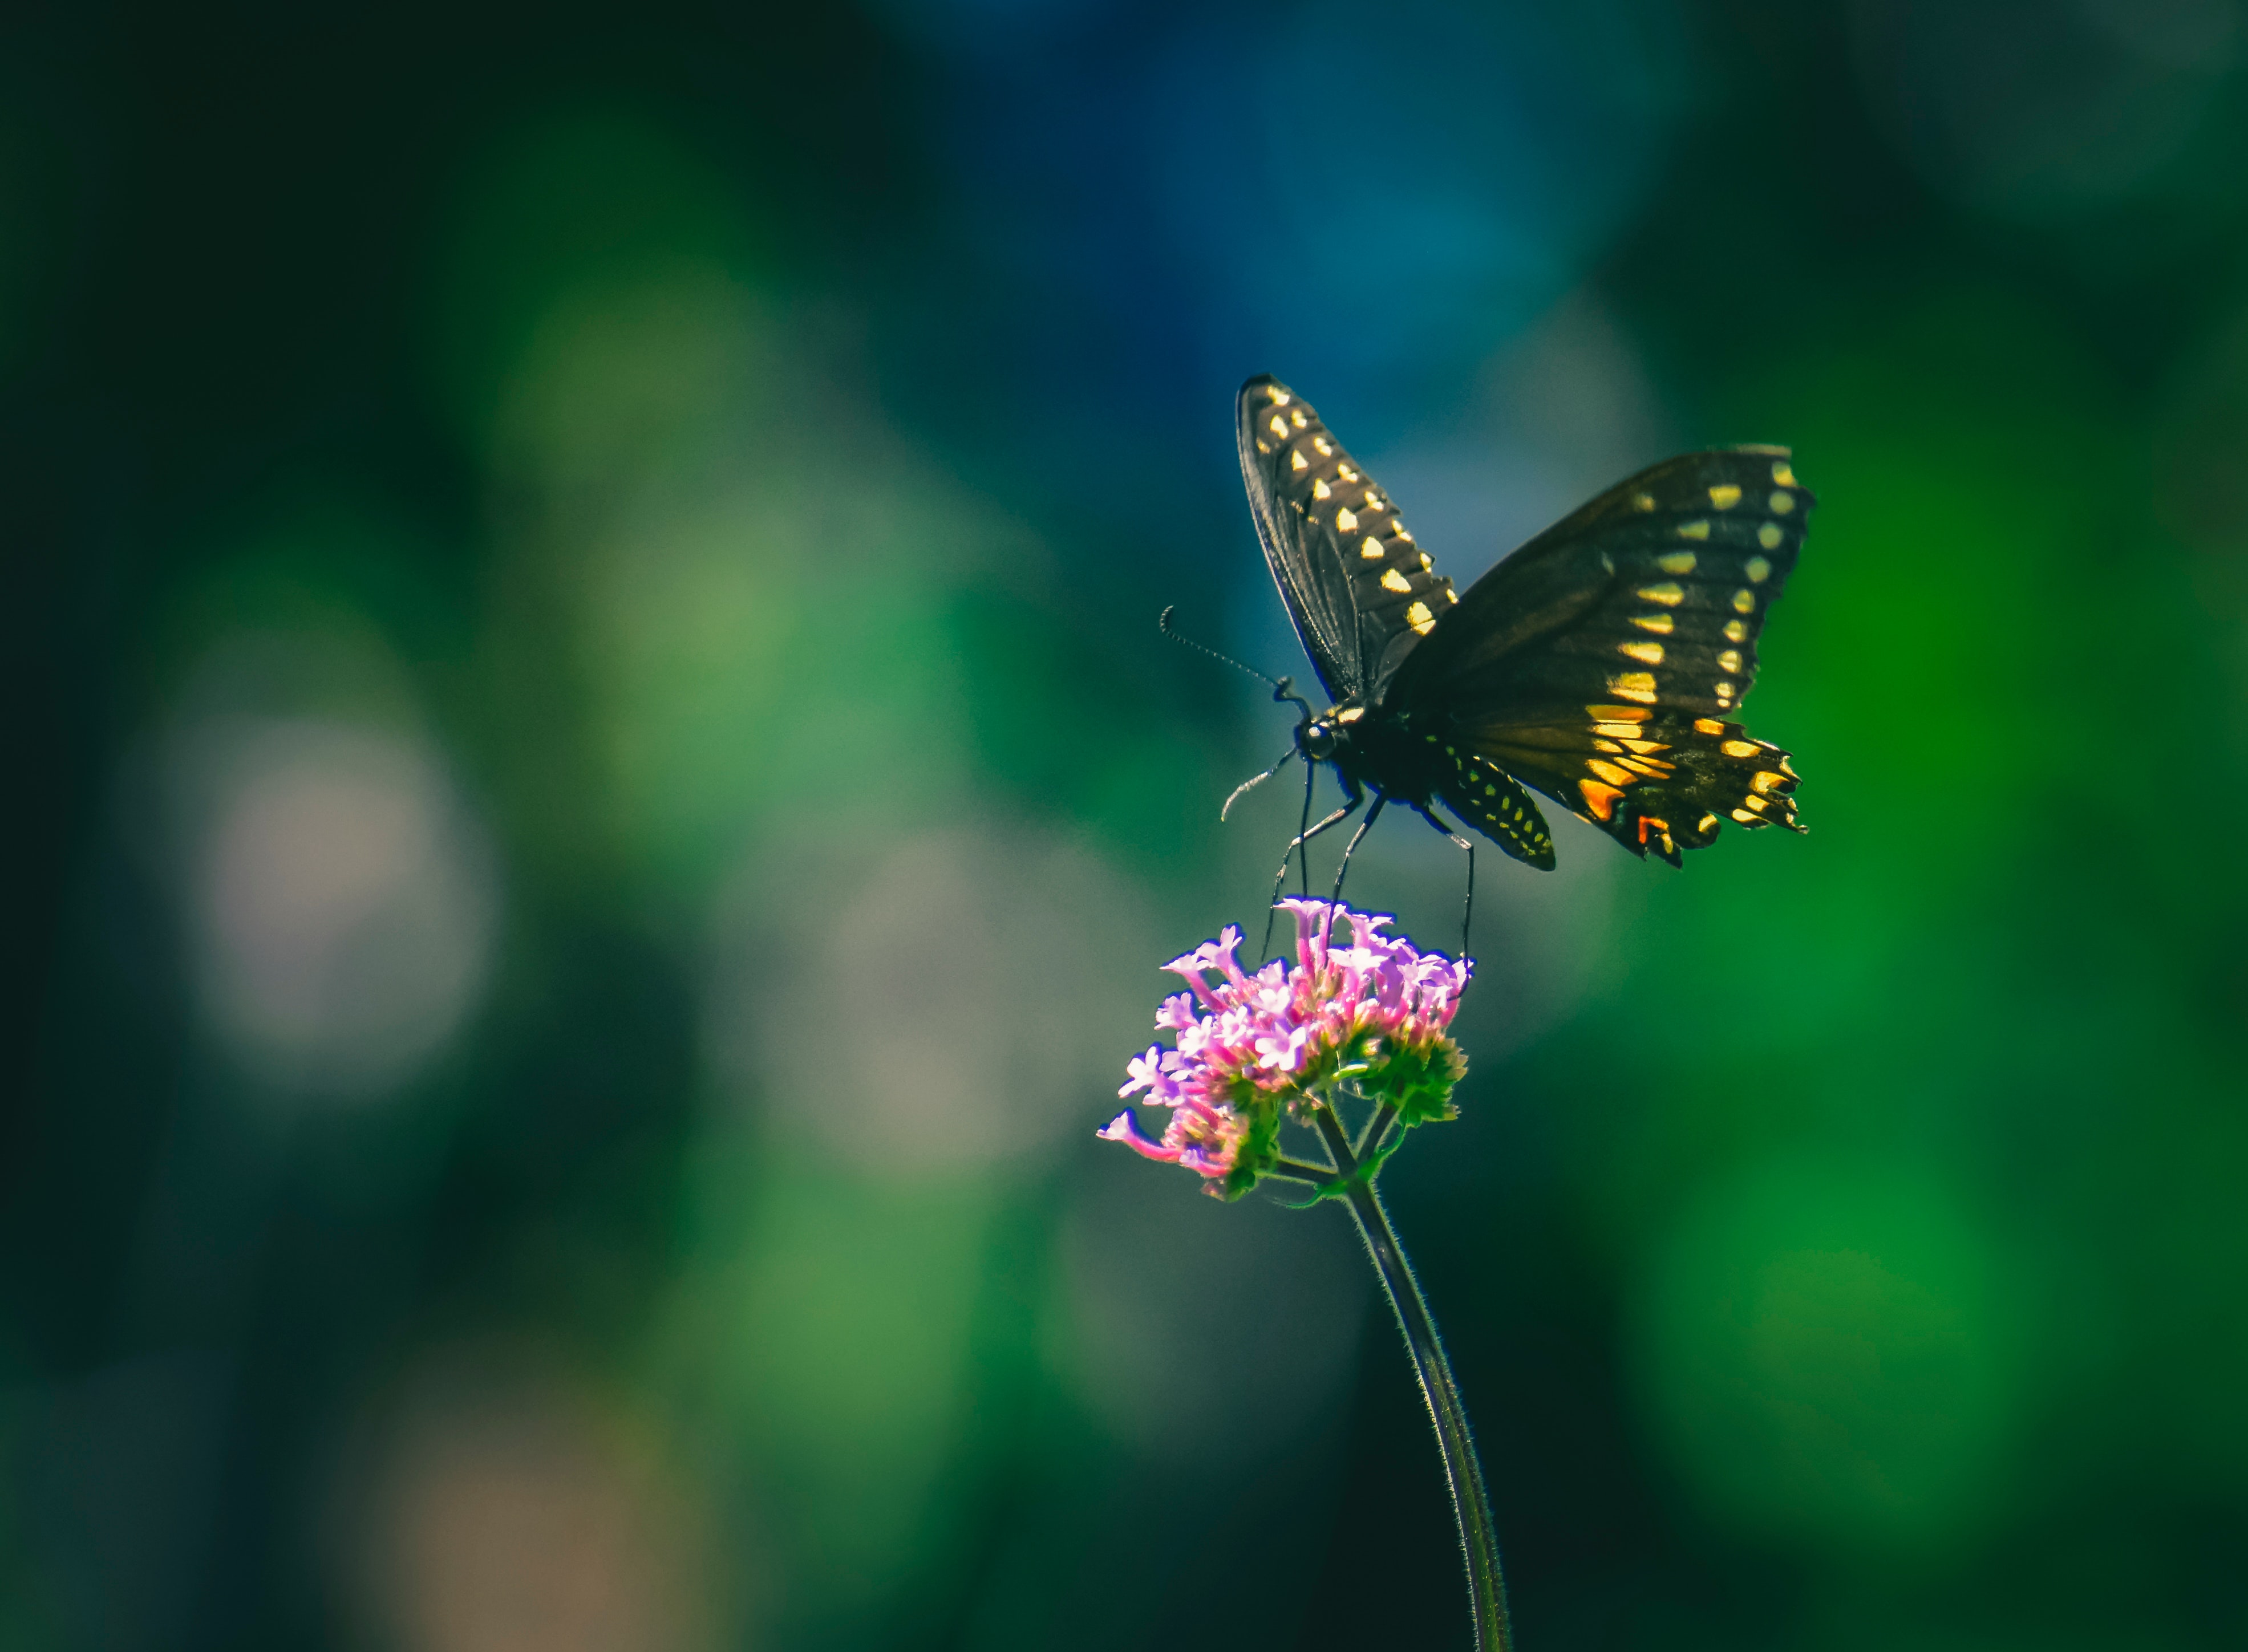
[8,2,2247,1648]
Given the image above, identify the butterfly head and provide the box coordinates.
[1294,703,1362,764]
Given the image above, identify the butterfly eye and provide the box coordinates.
[1299,722,1336,759]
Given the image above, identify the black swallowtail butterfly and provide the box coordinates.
[1232,374,1807,908]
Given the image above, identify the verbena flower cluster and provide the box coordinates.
[1100,898,1472,1199]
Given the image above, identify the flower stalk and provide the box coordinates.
[1314,1106,1510,1652]
[1101,900,1510,1650]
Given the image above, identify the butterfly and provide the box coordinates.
[1230,374,1806,915]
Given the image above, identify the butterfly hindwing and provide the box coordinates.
[1465,706,1801,864]
[1236,376,1457,701]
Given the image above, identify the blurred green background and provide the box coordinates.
[6,2,2246,1647]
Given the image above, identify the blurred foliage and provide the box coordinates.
[8,2,2248,1650]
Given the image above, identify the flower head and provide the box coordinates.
[1100,900,1471,1198]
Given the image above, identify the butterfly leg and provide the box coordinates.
[1329,794,1388,906]
[1262,770,1363,959]
[1221,746,1298,822]
[1413,803,1476,958]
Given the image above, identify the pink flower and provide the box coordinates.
[1101,900,1472,1198]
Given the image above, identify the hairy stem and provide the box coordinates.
[1353,1099,1399,1160]
[1313,1106,1511,1652]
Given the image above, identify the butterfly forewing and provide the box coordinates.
[1387,448,1812,862]
[1236,376,1457,701]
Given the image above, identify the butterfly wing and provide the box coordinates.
[1236,376,1458,701]
[1385,448,1810,864]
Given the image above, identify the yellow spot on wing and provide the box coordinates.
[1732,588,1756,613]
[1381,567,1412,593]
[1336,507,1358,531]
[1405,600,1435,633]
[1752,770,1788,794]
[1291,450,1309,472]
[1721,738,1757,758]
[1587,758,1634,786]
[1619,640,1664,664]
[1709,484,1742,509]
[1268,414,1289,437]
[1587,704,1650,723]
[1312,477,1330,497]
[1291,409,1307,428]
[1580,779,1625,820]
[1621,738,1671,755]
[1758,521,1783,550]
[1266,386,1291,405]
[1769,490,1795,514]
[1732,806,1759,823]
[1633,492,1656,512]
[1678,519,1711,540]
[1631,612,1674,634]
[1591,737,1623,753]
[1698,813,1720,833]
[1771,461,1796,487]
[1658,551,1697,574]
[1637,582,1684,606]
[1717,649,1742,673]
[1607,672,1658,703]
[1695,718,1725,736]
[1724,618,1748,642]
[1746,555,1772,582]
[1361,537,1386,560]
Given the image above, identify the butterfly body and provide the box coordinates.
[1293,699,1560,869]
[1237,375,1808,878]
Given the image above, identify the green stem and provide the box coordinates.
[1352,1099,1398,1159]
[1313,1106,1512,1652]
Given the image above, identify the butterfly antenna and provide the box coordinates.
[1158,607,1313,725]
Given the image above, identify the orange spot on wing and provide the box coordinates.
[1579,779,1625,821]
